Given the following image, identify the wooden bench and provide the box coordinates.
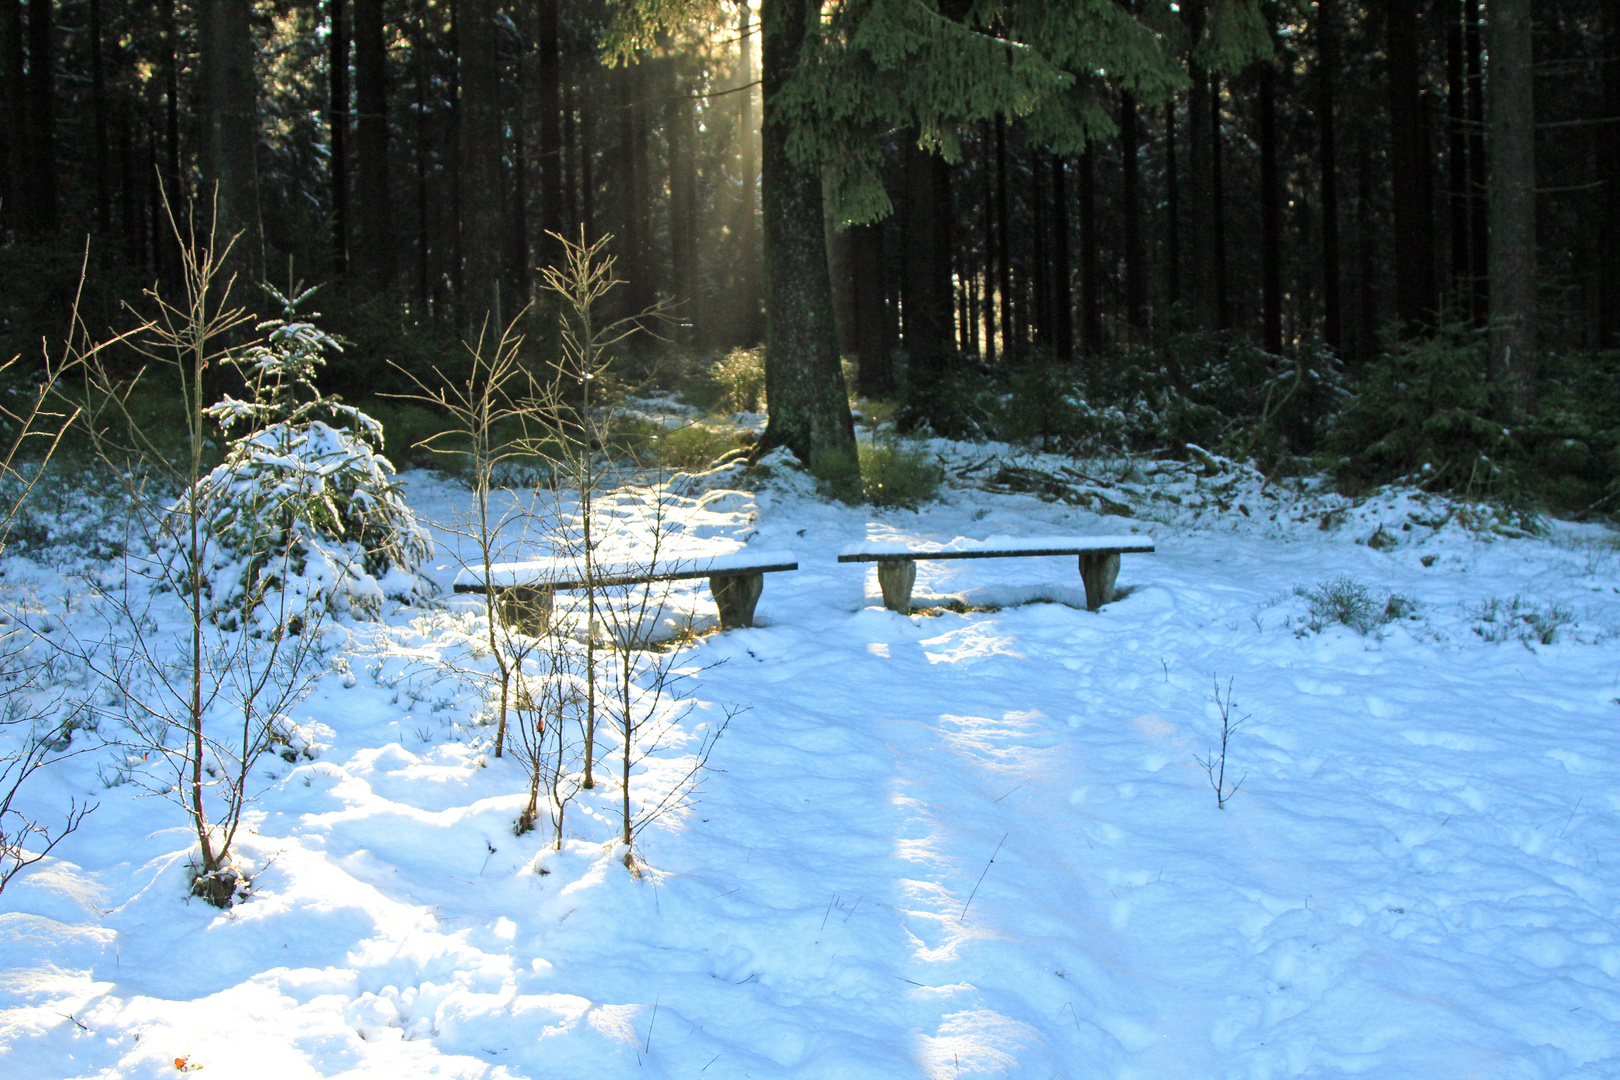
[837,534,1155,614]
[453,549,799,632]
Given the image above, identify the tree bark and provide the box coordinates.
[1600,0,1619,348]
[1317,0,1342,351]
[1165,99,1180,308]
[459,0,503,333]
[26,0,56,234]
[1259,49,1281,353]
[980,124,996,362]
[1487,0,1534,421]
[668,67,696,336]
[1051,154,1073,362]
[1030,145,1050,346]
[1187,0,1218,330]
[354,0,392,288]
[1387,0,1436,330]
[902,137,949,396]
[199,0,260,270]
[737,0,762,344]
[1120,91,1145,331]
[758,0,855,465]
[90,0,109,234]
[2,0,25,238]
[1443,0,1469,304]
[995,115,1013,357]
[1210,73,1229,330]
[1355,133,1376,361]
[1079,145,1100,355]
[537,0,562,269]
[1464,0,1488,325]
[328,0,349,275]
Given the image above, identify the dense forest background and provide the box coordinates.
[1,0,1617,512]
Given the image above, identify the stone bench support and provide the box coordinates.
[840,538,1154,615]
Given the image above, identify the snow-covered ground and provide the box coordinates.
[4,445,1620,1079]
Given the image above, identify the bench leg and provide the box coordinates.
[502,586,555,634]
[877,559,917,614]
[711,573,764,629]
[1078,552,1121,611]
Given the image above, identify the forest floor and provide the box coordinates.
[4,431,1620,1079]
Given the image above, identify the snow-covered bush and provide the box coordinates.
[1295,577,1413,635]
[179,286,430,628]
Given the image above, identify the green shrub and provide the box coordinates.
[812,439,942,508]
[1295,577,1412,635]
[713,347,766,413]
[658,423,738,470]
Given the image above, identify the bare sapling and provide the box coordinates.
[388,313,557,758]
[510,614,588,846]
[1195,675,1249,810]
[70,200,328,906]
[537,228,672,789]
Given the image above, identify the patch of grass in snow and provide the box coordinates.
[1469,594,1577,645]
[812,440,943,509]
[1294,577,1416,635]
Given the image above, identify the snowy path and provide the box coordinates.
[4,467,1620,1077]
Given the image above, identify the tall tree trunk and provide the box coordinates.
[1187,1,1218,330]
[1464,0,1487,325]
[995,115,1013,356]
[981,123,996,362]
[120,102,140,264]
[1443,0,1469,304]
[26,0,56,234]
[537,0,562,269]
[1487,0,1534,421]
[758,0,854,464]
[2,0,25,238]
[1051,154,1073,362]
[1079,145,1100,355]
[509,25,529,305]
[355,0,392,288]
[1603,0,1620,349]
[1030,145,1050,345]
[737,0,762,344]
[849,221,892,392]
[410,23,429,311]
[1317,0,1342,351]
[1120,91,1145,331]
[1387,0,1436,330]
[579,72,595,244]
[329,0,349,275]
[1210,73,1229,330]
[199,0,260,271]
[668,70,696,337]
[1356,134,1376,361]
[90,0,109,234]
[902,137,948,397]
[459,0,502,332]
[162,0,182,273]
[1259,49,1281,353]
[1165,99,1180,308]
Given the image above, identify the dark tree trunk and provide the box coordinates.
[199,0,260,270]
[1030,145,1050,346]
[410,24,429,311]
[1443,0,1469,304]
[1051,154,1072,362]
[459,0,503,332]
[1317,0,1342,351]
[1079,145,1100,355]
[1259,52,1281,354]
[1165,99,1180,308]
[1387,0,1436,330]
[90,0,109,234]
[26,0,56,234]
[1356,134,1376,361]
[1487,0,1534,421]
[562,79,577,230]
[995,115,1012,356]
[902,138,949,395]
[329,0,349,275]
[1210,73,1229,330]
[849,221,892,392]
[509,26,529,305]
[579,71,595,245]
[668,72,696,335]
[355,0,392,288]
[737,0,762,344]
[1464,0,1488,325]
[1120,91,1145,330]
[980,125,996,362]
[758,0,855,463]
[120,102,140,264]
[2,0,25,238]
[1603,0,1620,348]
[1187,5,1218,330]
[537,0,562,269]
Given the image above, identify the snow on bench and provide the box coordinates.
[837,534,1155,613]
[453,548,799,631]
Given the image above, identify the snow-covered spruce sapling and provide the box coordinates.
[71,210,328,906]
[198,284,431,630]
[1195,676,1249,810]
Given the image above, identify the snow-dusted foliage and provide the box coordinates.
[175,286,431,627]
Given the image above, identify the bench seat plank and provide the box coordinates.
[838,534,1154,613]
[452,548,798,631]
